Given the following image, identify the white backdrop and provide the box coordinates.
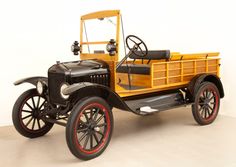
[0,0,235,126]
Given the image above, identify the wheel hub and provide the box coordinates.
[205,99,209,103]
[87,120,99,132]
[32,109,40,118]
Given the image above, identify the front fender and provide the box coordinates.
[14,76,48,86]
[63,82,131,111]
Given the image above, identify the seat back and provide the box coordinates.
[129,50,170,61]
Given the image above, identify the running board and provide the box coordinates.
[124,92,185,115]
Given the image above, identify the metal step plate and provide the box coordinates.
[124,92,185,115]
[140,106,158,112]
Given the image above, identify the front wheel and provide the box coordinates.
[192,82,220,125]
[12,89,54,138]
[66,97,113,160]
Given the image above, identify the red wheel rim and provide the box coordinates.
[73,103,111,154]
[196,85,219,121]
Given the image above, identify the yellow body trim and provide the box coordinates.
[170,52,219,60]
[80,53,118,61]
[81,10,120,20]
[81,41,109,45]
[117,83,189,97]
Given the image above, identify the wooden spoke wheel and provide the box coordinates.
[66,97,113,160]
[12,89,54,138]
[192,82,220,125]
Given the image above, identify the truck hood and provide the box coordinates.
[48,59,109,77]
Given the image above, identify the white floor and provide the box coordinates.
[1,107,236,167]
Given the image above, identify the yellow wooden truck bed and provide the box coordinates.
[115,52,220,97]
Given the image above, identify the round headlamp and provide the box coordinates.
[60,83,70,99]
[36,81,44,95]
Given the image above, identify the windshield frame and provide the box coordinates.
[80,10,120,61]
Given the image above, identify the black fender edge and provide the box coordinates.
[14,76,48,86]
[63,82,132,112]
[187,73,224,100]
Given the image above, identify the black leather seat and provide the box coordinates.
[129,50,170,60]
[117,64,150,75]
[117,50,170,75]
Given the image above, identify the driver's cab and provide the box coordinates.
[116,48,170,90]
[73,10,170,97]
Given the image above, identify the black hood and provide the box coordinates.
[48,59,109,77]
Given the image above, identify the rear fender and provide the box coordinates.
[187,74,224,100]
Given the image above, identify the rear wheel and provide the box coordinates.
[192,82,220,125]
[12,89,54,138]
[66,97,113,160]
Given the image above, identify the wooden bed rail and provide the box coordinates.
[170,52,219,60]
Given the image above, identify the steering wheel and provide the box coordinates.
[126,35,148,57]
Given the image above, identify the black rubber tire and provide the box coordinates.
[192,82,220,125]
[12,89,54,138]
[66,96,113,160]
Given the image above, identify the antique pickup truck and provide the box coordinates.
[12,10,224,160]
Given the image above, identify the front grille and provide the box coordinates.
[90,74,110,86]
[48,72,67,105]
[48,71,110,106]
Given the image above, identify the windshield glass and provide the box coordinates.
[82,16,117,54]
